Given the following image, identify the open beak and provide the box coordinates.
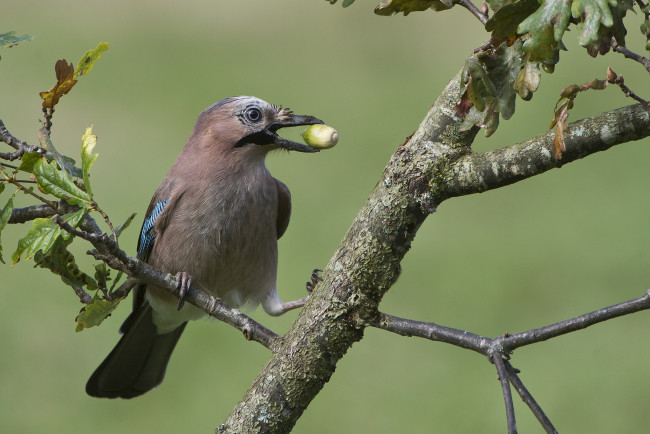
[237,114,324,152]
[267,114,324,153]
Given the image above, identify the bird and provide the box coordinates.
[86,96,324,398]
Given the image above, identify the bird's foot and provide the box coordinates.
[174,271,192,310]
[305,268,322,294]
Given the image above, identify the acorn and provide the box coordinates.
[302,124,339,149]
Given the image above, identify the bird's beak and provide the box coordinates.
[237,114,324,152]
[267,114,324,153]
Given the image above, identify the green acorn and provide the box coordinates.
[302,124,339,149]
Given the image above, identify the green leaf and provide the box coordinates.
[485,0,541,45]
[12,209,86,264]
[81,126,98,198]
[485,0,516,12]
[575,0,634,56]
[374,0,452,16]
[518,0,571,64]
[75,295,122,331]
[32,158,91,206]
[34,236,100,292]
[13,218,61,264]
[642,13,650,51]
[17,152,42,173]
[0,31,34,48]
[74,42,109,78]
[457,41,526,136]
[513,61,542,100]
[342,0,356,5]
[0,192,16,264]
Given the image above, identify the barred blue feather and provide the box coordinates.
[137,199,168,261]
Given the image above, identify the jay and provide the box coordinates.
[86,96,323,398]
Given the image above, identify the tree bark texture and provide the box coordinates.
[218,69,650,433]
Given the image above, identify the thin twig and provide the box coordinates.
[606,67,650,108]
[90,203,118,244]
[71,285,93,304]
[505,362,558,434]
[106,276,139,302]
[0,119,43,157]
[611,40,650,74]
[493,353,517,434]
[458,0,488,24]
[0,167,58,208]
[496,289,650,352]
[372,290,650,354]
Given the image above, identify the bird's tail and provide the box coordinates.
[86,303,186,399]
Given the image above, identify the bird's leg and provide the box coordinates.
[174,271,192,310]
[262,269,322,316]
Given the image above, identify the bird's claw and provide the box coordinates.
[175,271,192,310]
[305,268,322,294]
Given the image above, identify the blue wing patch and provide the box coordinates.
[137,199,168,259]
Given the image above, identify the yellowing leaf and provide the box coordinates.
[81,127,98,198]
[39,59,78,110]
[74,42,109,78]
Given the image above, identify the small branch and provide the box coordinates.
[0,119,43,159]
[505,362,558,434]
[494,289,650,353]
[106,276,139,302]
[611,40,650,74]
[7,202,76,224]
[370,312,489,354]
[51,214,281,351]
[0,167,58,208]
[458,0,488,24]
[442,104,650,198]
[370,290,650,355]
[41,108,53,135]
[72,284,93,304]
[606,67,650,108]
[90,203,118,244]
[493,353,517,434]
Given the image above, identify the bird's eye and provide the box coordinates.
[244,107,263,123]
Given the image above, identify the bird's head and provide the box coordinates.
[196,96,324,154]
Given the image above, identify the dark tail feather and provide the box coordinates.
[86,304,186,399]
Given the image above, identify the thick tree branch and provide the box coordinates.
[442,103,650,198]
[218,65,650,431]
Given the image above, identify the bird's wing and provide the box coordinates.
[123,181,181,328]
[137,197,170,263]
[274,178,292,239]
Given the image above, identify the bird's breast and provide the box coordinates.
[152,164,280,310]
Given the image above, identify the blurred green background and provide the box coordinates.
[2,1,650,433]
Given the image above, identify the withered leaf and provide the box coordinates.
[39,59,78,110]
